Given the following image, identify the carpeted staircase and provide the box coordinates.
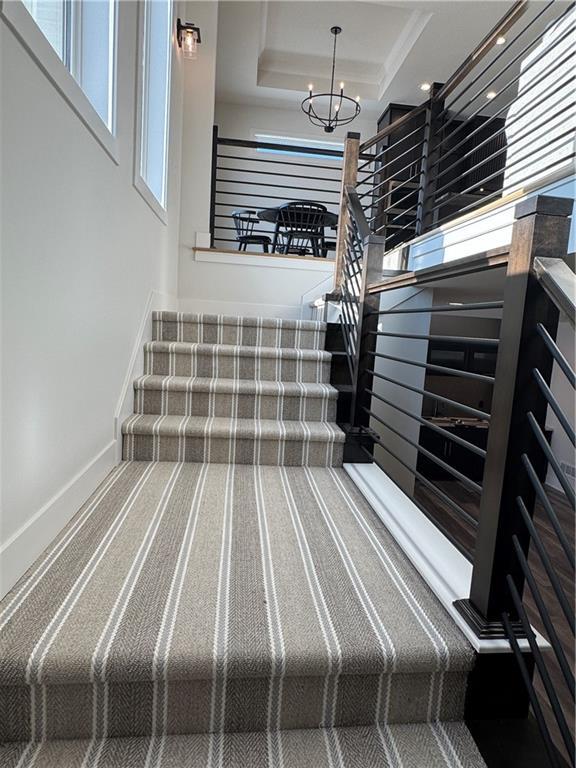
[0,313,486,767]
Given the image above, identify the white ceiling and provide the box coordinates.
[215,0,516,126]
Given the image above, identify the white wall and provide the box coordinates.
[179,250,334,319]
[215,101,376,147]
[179,0,219,252]
[370,288,432,495]
[0,0,185,596]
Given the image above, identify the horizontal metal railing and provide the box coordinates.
[348,0,575,252]
[340,187,574,765]
[502,267,575,766]
[210,131,376,254]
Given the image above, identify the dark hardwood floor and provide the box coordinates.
[414,479,575,765]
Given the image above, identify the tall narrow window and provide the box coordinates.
[139,0,173,209]
[22,0,67,59]
[75,1,116,128]
[19,0,116,131]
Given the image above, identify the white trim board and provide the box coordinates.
[345,462,549,654]
[0,441,116,599]
[114,289,178,461]
[194,249,336,273]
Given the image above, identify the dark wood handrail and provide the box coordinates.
[345,185,371,241]
[359,103,428,153]
[434,0,528,102]
[365,246,510,294]
[532,256,576,327]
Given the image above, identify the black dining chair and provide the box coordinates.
[231,210,272,252]
[275,202,328,257]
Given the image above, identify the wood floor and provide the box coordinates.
[414,479,575,766]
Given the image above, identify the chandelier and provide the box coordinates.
[301,26,361,133]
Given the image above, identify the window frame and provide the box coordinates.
[0,0,119,162]
[133,0,174,223]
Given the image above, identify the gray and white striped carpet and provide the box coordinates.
[122,313,343,465]
[0,314,486,766]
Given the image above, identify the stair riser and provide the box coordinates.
[122,433,343,467]
[154,320,325,351]
[144,351,331,384]
[1,671,468,742]
[134,389,337,422]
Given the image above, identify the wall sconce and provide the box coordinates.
[177,18,201,60]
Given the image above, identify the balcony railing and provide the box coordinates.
[334,0,575,291]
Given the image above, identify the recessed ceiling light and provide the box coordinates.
[496,35,506,45]
[486,91,497,99]
[420,82,431,92]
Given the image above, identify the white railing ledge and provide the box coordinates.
[345,462,550,654]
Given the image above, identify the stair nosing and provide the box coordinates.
[144,341,332,360]
[122,414,345,442]
[153,311,327,332]
[133,375,338,398]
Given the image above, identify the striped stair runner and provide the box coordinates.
[0,313,486,767]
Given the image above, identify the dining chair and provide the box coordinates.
[275,202,328,257]
[231,210,272,252]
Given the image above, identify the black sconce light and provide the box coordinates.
[177,18,201,60]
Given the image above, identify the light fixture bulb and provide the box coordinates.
[355,95,360,102]
[182,28,197,59]
[486,90,497,99]
[420,82,431,92]
[496,35,506,45]
[340,81,345,90]
[308,83,314,91]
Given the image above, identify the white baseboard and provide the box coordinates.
[114,289,178,462]
[344,462,548,654]
[0,440,116,599]
[178,297,305,319]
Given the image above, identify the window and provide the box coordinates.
[20,0,116,130]
[136,0,173,212]
[22,0,67,58]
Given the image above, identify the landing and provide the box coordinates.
[0,462,477,743]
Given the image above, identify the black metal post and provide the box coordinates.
[345,234,386,461]
[415,82,445,236]
[209,125,218,247]
[455,195,572,638]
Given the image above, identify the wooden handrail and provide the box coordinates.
[366,246,510,294]
[434,0,528,102]
[345,186,371,242]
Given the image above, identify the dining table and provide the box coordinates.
[257,206,338,255]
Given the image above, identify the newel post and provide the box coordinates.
[334,132,360,294]
[455,195,572,638]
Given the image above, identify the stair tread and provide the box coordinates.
[123,414,345,442]
[0,463,472,691]
[145,340,332,360]
[133,375,338,398]
[154,311,327,332]
[3,722,486,767]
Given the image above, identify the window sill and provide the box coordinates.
[133,175,168,225]
[0,0,118,164]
